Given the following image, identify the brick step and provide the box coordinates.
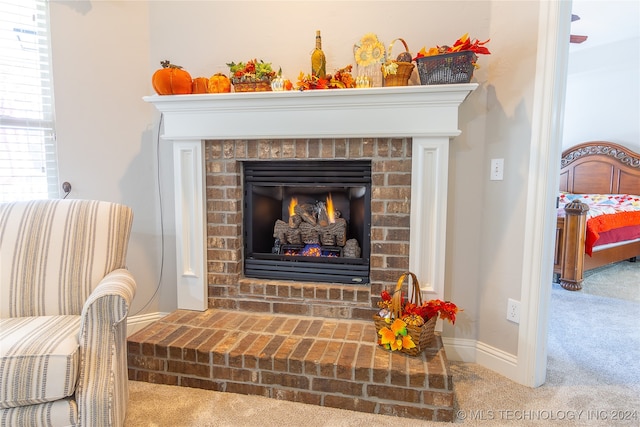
[127,309,455,422]
[210,278,375,321]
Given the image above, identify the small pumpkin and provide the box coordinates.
[152,60,192,95]
[208,73,231,93]
[270,76,286,91]
[191,77,209,94]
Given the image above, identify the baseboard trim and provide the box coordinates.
[127,311,168,336]
[442,337,477,362]
[443,337,520,383]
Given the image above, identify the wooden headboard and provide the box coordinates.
[560,141,640,194]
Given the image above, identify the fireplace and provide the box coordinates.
[243,160,371,284]
[144,84,477,310]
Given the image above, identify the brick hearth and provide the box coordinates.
[127,307,455,422]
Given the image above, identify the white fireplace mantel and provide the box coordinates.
[144,84,477,310]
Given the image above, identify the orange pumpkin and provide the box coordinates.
[208,73,231,93]
[152,60,192,95]
[191,77,209,94]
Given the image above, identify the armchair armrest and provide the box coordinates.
[77,269,136,427]
[81,269,136,326]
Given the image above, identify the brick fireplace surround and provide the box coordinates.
[129,86,476,422]
[206,138,412,317]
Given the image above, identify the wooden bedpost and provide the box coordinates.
[559,201,589,291]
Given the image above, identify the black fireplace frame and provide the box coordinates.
[243,160,371,284]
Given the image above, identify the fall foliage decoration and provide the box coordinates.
[227,59,277,92]
[152,60,192,95]
[378,318,416,352]
[329,65,356,89]
[296,72,328,91]
[414,33,491,61]
[228,59,276,83]
[412,34,490,85]
[296,65,356,91]
[375,272,460,353]
[377,291,460,326]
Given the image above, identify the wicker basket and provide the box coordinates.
[373,272,436,356]
[232,78,272,92]
[416,50,477,85]
[382,38,415,87]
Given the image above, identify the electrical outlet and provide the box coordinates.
[490,158,504,181]
[507,298,520,323]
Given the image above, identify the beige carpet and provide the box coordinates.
[126,360,640,426]
[126,262,640,426]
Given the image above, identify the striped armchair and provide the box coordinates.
[0,200,136,427]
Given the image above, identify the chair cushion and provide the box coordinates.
[0,398,78,427]
[0,315,81,409]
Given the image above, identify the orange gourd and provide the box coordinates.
[191,77,209,94]
[208,73,231,93]
[152,60,192,95]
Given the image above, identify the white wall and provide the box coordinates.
[50,1,174,320]
[450,0,540,356]
[562,1,640,153]
[49,0,544,379]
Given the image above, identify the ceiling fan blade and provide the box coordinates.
[571,14,581,22]
[570,34,588,44]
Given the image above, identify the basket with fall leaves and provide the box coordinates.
[373,272,460,356]
[414,33,490,85]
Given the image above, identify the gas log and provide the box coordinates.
[273,217,347,246]
[273,199,359,256]
[294,203,317,226]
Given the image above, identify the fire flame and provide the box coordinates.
[302,244,322,257]
[289,197,298,217]
[326,194,335,223]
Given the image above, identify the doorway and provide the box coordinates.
[525,0,639,387]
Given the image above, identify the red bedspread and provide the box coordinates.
[586,211,640,255]
[558,193,640,256]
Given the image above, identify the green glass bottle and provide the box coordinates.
[311,30,326,78]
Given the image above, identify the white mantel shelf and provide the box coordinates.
[144,84,477,311]
[144,84,477,140]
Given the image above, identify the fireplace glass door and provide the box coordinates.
[243,160,371,284]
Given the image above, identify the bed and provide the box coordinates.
[553,141,640,291]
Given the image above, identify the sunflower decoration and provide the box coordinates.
[353,33,386,67]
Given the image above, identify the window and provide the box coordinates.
[0,0,58,202]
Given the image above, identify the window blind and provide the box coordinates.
[0,0,58,202]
